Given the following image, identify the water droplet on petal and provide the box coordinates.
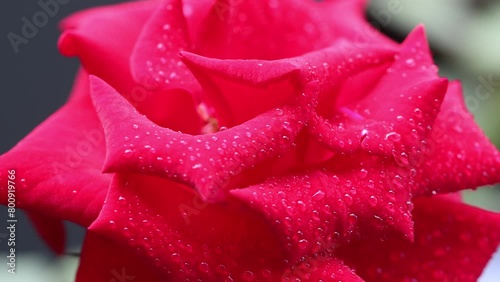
[405,58,416,67]
[312,190,325,201]
[358,169,368,179]
[385,132,401,142]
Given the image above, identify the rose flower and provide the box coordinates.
[1,0,500,281]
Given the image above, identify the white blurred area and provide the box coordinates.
[481,250,500,282]
[0,254,79,282]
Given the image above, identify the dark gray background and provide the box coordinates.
[0,0,123,259]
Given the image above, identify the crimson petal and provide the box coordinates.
[89,174,287,281]
[195,0,392,60]
[0,70,109,227]
[26,212,65,255]
[232,155,414,262]
[58,1,202,133]
[90,77,307,202]
[308,26,448,162]
[130,0,199,93]
[181,39,396,127]
[76,232,163,282]
[283,256,363,282]
[415,81,500,195]
[338,196,500,282]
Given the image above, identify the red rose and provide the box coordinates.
[1,0,500,281]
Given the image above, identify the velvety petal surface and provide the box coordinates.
[283,256,363,282]
[76,232,163,282]
[58,1,202,133]
[90,174,287,281]
[90,76,307,202]
[130,0,199,93]
[195,0,393,60]
[338,196,500,282]
[415,81,500,196]
[308,26,448,161]
[0,70,109,227]
[26,212,66,255]
[232,155,414,262]
[181,39,397,127]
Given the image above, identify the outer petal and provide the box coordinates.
[181,51,300,127]
[0,70,109,227]
[130,0,199,94]
[76,232,163,282]
[338,196,500,282]
[58,1,202,133]
[90,174,287,281]
[308,26,448,160]
[26,212,66,255]
[232,155,414,262]
[195,0,392,60]
[283,256,364,282]
[415,81,500,196]
[181,39,397,127]
[90,77,306,202]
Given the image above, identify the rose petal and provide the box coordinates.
[0,70,109,226]
[58,1,202,133]
[283,256,363,282]
[181,51,300,126]
[130,0,199,93]
[76,232,163,282]
[90,174,287,281]
[90,76,307,202]
[195,0,392,60]
[415,81,500,195]
[231,155,414,262]
[26,212,65,255]
[181,39,396,127]
[338,196,500,282]
[308,26,448,162]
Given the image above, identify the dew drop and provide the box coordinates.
[406,201,414,212]
[405,58,416,67]
[157,43,166,52]
[171,253,181,262]
[414,108,423,118]
[393,151,410,167]
[298,239,309,250]
[385,132,401,142]
[297,200,306,212]
[312,190,325,201]
[198,262,209,273]
[242,271,255,281]
[344,193,354,205]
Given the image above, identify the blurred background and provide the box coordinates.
[0,0,499,281]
